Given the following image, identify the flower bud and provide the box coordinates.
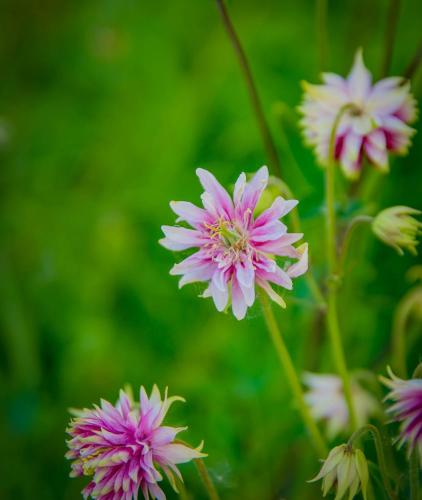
[309,444,369,499]
[372,206,422,255]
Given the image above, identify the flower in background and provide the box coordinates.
[309,444,369,499]
[66,386,205,500]
[299,49,417,180]
[160,166,308,320]
[372,206,422,256]
[381,367,422,460]
[304,373,379,438]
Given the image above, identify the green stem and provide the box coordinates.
[259,292,328,457]
[348,424,398,500]
[315,0,328,73]
[381,0,401,78]
[391,288,422,378]
[214,0,282,178]
[404,38,422,80]
[324,104,358,431]
[410,450,420,500]
[194,458,220,500]
[338,215,373,277]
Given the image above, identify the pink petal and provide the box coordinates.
[250,220,286,242]
[238,166,269,218]
[231,277,248,320]
[347,49,372,103]
[256,265,293,290]
[154,443,205,465]
[254,197,298,227]
[233,172,247,206]
[286,243,308,278]
[160,226,205,251]
[170,201,210,228]
[196,168,234,218]
[255,233,303,255]
[236,261,255,307]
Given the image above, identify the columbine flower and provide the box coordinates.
[304,373,379,439]
[309,444,369,499]
[160,166,308,320]
[66,386,205,500]
[372,206,422,255]
[299,49,417,179]
[381,367,422,460]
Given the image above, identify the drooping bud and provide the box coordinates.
[372,206,422,255]
[309,444,369,499]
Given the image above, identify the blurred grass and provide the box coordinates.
[0,0,422,498]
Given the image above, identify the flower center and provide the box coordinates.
[205,218,250,262]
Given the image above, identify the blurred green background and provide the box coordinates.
[1,0,422,498]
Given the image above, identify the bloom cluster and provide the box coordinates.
[160,166,308,319]
[299,50,417,179]
[66,386,205,500]
[381,368,422,460]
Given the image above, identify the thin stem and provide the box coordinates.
[315,0,328,74]
[259,291,328,457]
[348,424,397,500]
[214,0,282,178]
[194,458,220,500]
[338,215,373,277]
[391,288,422,378]
[410,451,420,500]
[404,38,422,80]
[324,104,358,431]
[381,0,401,78]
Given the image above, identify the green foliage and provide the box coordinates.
[0,0,421,498]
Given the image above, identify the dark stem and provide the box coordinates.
[215,0,282,178]
[380,0,400,78]
[409,450,420,500]
[404,38,422,80]
[315,0,328,74]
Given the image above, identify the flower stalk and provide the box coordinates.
[338,215,373,277]
[409,450,420,500]
[214,0,282,179]
[260,291,328,457]
[325,104,358,431]
[194,458,220,500]
[348,424,397,500]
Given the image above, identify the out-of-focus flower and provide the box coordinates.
[309,444,369,499]
[381,367,422,460]
[160,166,308,320]
[66,386,205,500]
[372,206,422,255]
[304,373,379,438]
[299,49,417,180]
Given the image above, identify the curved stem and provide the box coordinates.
[214,0,282,178]
[381,0,401,78]
[338,215,373,277]
[404,38,422,80]
[194,458,220,500]
[391,288,422,378]
[259,292,328,457]
[348,424,397,500]
[315,0,328,73]
[324,104,358,431]
[410,450,420,500]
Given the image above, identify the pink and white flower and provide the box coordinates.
[66,386,205,500]
[381,368,422,460]
[160,166,308,320]
[299,49,417,179]
[304,373,379,438]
